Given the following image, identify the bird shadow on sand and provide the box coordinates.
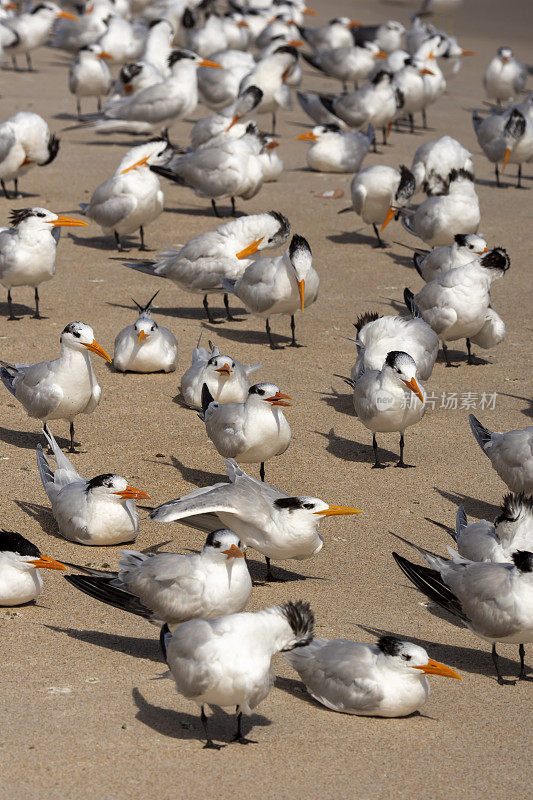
[66,231,126,251]
[45,624,163,663]
[164,204,247,219]
[132,687,272,744]
[0,299,36,318]
[383,250,417,270]
[497,392,533,419]
[247,557,325,584]
[432,487,499,521]
[327,229,386,249]
[315,427,398,466]
[0,425,67,451]
[145,454,226,487]
[202,323,290,349]
[14,499,58,537]
[318,387,354,416]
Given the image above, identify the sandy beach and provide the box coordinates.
[0,0,532,797]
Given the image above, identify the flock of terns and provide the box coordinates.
[0,0,532,751]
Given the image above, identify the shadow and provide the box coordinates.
[497,392,533,419]
[245,556,325,584]
[0,299,35,318]
[0,426,68,451]
[318,387,354,416]
[327,230,385,248]
[384,251,418,270]
[132,687,272,744]
[164,203,247,219]
[66,231,120,251]
[432,487,498,521]
[14,499,58,537]
[315,427,398,466]
[46,625,162,662]
[202,323,290,348]
[148,454,226,487]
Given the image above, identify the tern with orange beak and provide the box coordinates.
[0,530,66,606]
[0,111,60,199]
[189,85,263,151]
[472,107,532,189]
[68,43,113,117]
[222,234,318,349]
[239,45,299,134]
[413,233,489,283]
[296,124,372,173]
[0,321,111,452]
[301,42,386,92]
[483,47,527,105]
[180,338,261,409]
[36,426,150,545]
[349,164,415,248]
[64,530,251,626]
[80,139,172,251]
[0,207,87,320]
[1,1,78,71]
[346,351,426,468]
[297,16,361,51]
[113,291,178,373]
[285,634,460,716]
[150,459,363,580]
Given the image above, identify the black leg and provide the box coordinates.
[32,286,43,319]
[271,112,276,136]
[12,56,18,71]
[1,179,10,199]
[371,433,386,469]
[409,113,414,134]
[492,643,516,685]
[265,556,286,582]
[69,422,77,453]
[372,223,385,249]
[13,178,20,198]
[114,231,122,251]
[289,314,303,347]
[442,342,458,368]
[232,708,257,744]
[495,163,500,187]
[139,226,147,251]
[7,289,20,321]
[203,293,218,324]
[517,164,522,189]
[265,318,280,349]
[466,338,475,365]
[26,52,33,71]
[231,196,236,216]
[259,462,265,482]
[421,108,427,129]
[201,705,223,750]
[373,138,378,154]
[382,126,387,145]
[518,643,532,681]
[223,292,239,322]
[97,97,102,112]
[211,198,220,218]
[396,433,414,468]
[77,98,81,117]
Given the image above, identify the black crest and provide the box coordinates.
[280,600,314,648]
[0,530,40,558]
[181,8,195,28]
[86,474,116,491]
[354,311,380,332]
[41,133,60,166]
[378,635,403,656]
[289,233,311,260]
[120,63,142,83]
[273,45,298,59]
[204,529,227,548]
[495,493,533,525]
[479,247,510,272]
[505,109,526,140]
[448,167,474,184]
[267,210,291,242]
[394,87,405,109]
[61,322,82,338]
[168,49,195,67]
[454,233,468,247]
[273,497,305,512]
[9,208,36,227]
[371,70,391,85]
[396,165,415,200]
[512,551,533,573]
[385,350,403,368]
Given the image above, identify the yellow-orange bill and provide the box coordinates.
[29,555,67,571]
[414,659,461,679]
[287,39,304,47]
[121,155,150,174]
[402,377,424,404]
[380,206,395,232]
[501,148,510,172]
[48,215,88,227]
[314,505,363,516]
[297,279,305,311]
[21,157,33,166]
[421,67,435,75]
[347,20,362,27]
[266,141,279,150]
[303,6,317,14]
[236,237,263,259]
[200,59,222,68]
[376,51,388,59]
[114,486,151,500]
[216,365,231,375]
[226,114,240,132]
[237,19,249,27]
[137,330,148,344]
[222,544,244,558]
[98,51,113,59]
[59,10,78,19]
[82,339,112,362]
[296,132,317,141]
[461,49,477,56]
[266,391,293,407]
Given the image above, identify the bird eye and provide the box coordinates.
[257,389,265,396]
[231,362,235,368]
[213,541,221,548]
[402,654,412,661]
[36,212,46,218]
[150,326,155,331]
[303,503,314,510]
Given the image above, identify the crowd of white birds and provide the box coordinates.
[0,0,532,750]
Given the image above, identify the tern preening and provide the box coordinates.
[64,530,251,625]
[113,291,178,373]
[0,321,111,452]
[150,458,362,581]
[0,111,60,199]
[469,415,533,494]
[350,163,415,248]
[452,494,533,563]
[285,633,461,716]
[180,338,261,409]
[0,530,66,606]
[410,135,474,196]
[37,427,150,545]
[413,233,488,283]
[472,107,532,189]
[160,600,315,748]
[295,124,372,173]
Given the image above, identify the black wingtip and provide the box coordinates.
[160,623,170,661]
[201,383,215,415]
[404,287,415,314]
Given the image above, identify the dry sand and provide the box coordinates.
[0,1,532,798]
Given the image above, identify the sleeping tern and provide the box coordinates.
[295,124,372,173]
[113,291,178,373]
[180,338,261,409]
[0,530,66,606]
[0,111,60,199]
[469,415,533,494]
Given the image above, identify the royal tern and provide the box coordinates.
[182,9,229,57]
[414,37,446,126]
[1,1,77,70]
[301,43,386,92]
[123,210,290,323]
[472,107,532,189]
[483,47,527,105]
[350,304,439,383]
[285,633,460,716]
[393,545,533,684]
[150,458,362,580]
[296,91,348,129]
[37,426,150,545]
[0,207,87,320]
[258,136,283,182]
[95,15,145,63]
[197,49,255,110]
[296,124,372,173]
[113,291,178,373]
[0,321,111,451]
[407,247,510,366]
[180,338,261,409]
[64,529,251,625]
[0,530,66,606]
[348,351,426,468]
[223,234,318,349]
[200,382,292,480]
[115,60,163,99]
[239,44,298,133]
[400,168,480,247]
[452,494,533,563]
[469,415,533,494]
[0,111,60,199]
[350,164,415,247]
[80,139,172,251]
[141,18,174,79]
[413,233,488,282]
[160,600,314,747]
[296,17,360,50]
[189,85,263,150]
[352,21,405,54]
[391,56,437,132]
[68,43,113,116]
[52,3,111,53]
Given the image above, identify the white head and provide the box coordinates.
[9,207,87,233]
[296,123,342,144]
[331,16,361,29]
[497,46,513,62]
[60,321,112,362]
[206,350,237,381]
[288,234,313,311]
[247,382,293,407]
[167,49,222,74]
[0,530,66,573]
[231,210,291,259]
[384,351,424,403]
[31,2,78,21]
[453,233,488,256]
[118,139,173,175]
[201,529,246,562]
[377,636,461,680]
[131,291,160,345]
[272,496,362,529]
[85,474,150,503]
[78,43,112,60]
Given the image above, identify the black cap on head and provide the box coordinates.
[378,635,403,656]
[0,531,40,557]
[504,109,526,140]
[86,474,116,491]
[512,551,533,573]
[289,233,311,260]
[396,165,415,201]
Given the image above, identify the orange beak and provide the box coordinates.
[237,19,249,27]
[314,505,363,516]
[265,391,293,407]
[401,377,424,404]
[124,84,133,94]
[47,215,88,227]
[421,67,435,75]
[86,3,93,12]
[287,39,304,47]
[376,51,388,59]
[481,247,489,253]
[303,6,317,14]
[58,10,78,19]
[380,206,395,232]
[226,114,240,132]
[121,155,150,174]
[501,148,511,172]
[347,20,362,27]
[137,330,148,344]
[297,279,305,311]
[236,237,263,259]
[461,49,477,56]
[296,131,317,141]
[221,543,244,559]
[29,554,67,571]
[427,52,435,59]
[82,339,112,362]
[216,365,232,376]
[282,67,291,83]
[266,141,279,150]
[114,486,151,500]
[21,157,33,166]
[98,51,113,60]
[200,59,222,68]
[414,659,461,679]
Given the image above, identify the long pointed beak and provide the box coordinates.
[266,391,293,407]
[303,7,317,14]
[237,19,249,27]
[296,132,317,141]
[381,206,396,232]
[98,51,113,60]
[216,365,232,376]
[121,155,150,174]
[314,505,363,516]
[29,554,67,571]
[82,339,112,362]
[226,114,240,132]
[137,330,148,344]
[200,59,222,68]
[401,377,424,404]
[461,49,477,56]
[287,39,304,47]
[22,157,33,166]
[414,659,461,679]
[222,544,244,559]
[59,10,78,18]
[114,486,151,500]
[266,141,279,150]
[47,215,88,227]
[376,51,388,59]
[421,67,435,75]
[297,278,305,312]
[236,237,264,259]
[501,148,511,172]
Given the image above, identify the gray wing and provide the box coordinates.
[87,181,137,229]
